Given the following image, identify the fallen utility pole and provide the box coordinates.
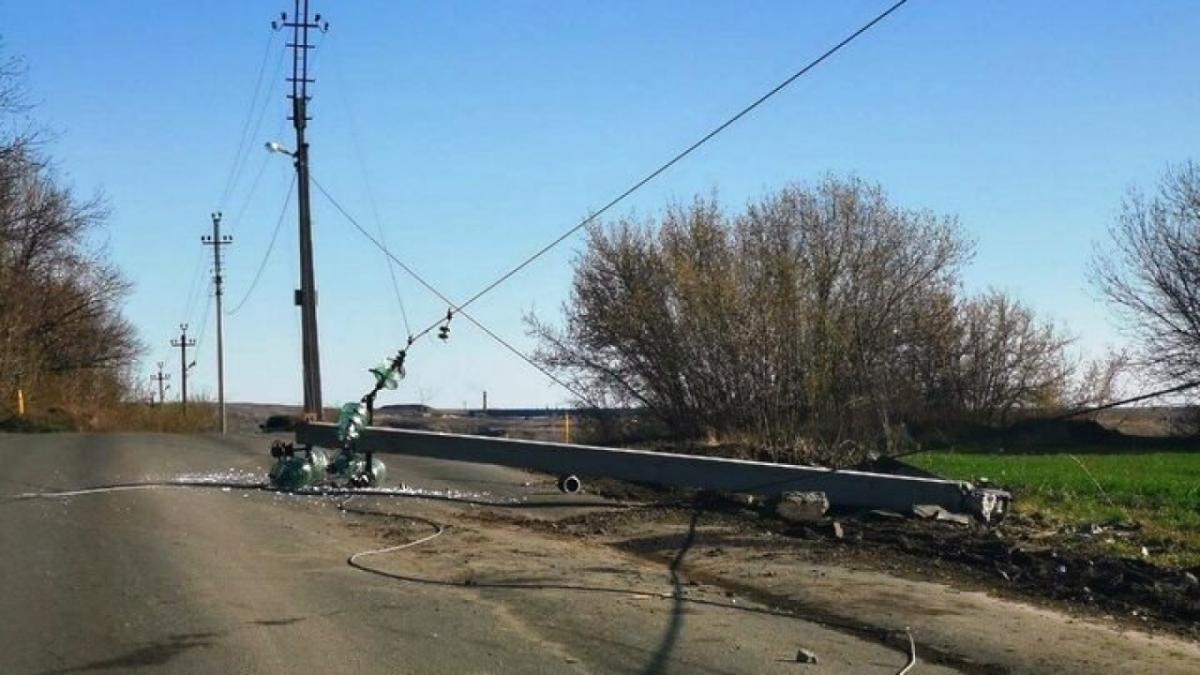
[296,423,1010,522]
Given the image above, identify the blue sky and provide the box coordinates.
[4,1,1198,408]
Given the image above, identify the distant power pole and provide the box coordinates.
[275,1,328,421]
[203,212,233,434]
[482,390,488,412]
[171,324,197,412]
[151,362,171,406]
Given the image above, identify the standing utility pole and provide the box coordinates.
[171,324,196,412]
[151,362,170,406]
[275,1,328,421]
[203,212,233,433]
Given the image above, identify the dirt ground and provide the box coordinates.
[565,482,1200,635]
[415,475,1200,674]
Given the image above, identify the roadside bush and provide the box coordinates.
[531,177,1085,463]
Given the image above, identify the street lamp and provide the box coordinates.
[265,141,294,156]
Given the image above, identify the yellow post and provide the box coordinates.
[17,388,25,417]
[563,412,571,444]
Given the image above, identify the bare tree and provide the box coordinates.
[1092,161,1200,386]
[951,290,1074,424]
[1065,349,1129,411]
[0,43,142,423]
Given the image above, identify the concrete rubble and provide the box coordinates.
[774,491,829,523]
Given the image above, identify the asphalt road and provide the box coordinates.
[0,432,947,675]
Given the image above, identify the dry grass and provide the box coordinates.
[2,396,219,433]
[92,400,219,433]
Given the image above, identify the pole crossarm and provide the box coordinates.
[296,422,1010,522]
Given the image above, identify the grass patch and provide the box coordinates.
[909,450,1200,566]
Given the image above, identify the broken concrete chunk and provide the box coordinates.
[912,504,973,526]
[912,504,942,519]
[830,520,845,539]
[795,648,819,664]
[775,491,829,523]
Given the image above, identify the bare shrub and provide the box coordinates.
[530,177,975,462]
[532,177,1093,463]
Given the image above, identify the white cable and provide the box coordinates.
[895,628,917,675]
[339,495,448,565]
[6,480,267,501]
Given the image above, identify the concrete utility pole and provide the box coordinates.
[275,1,328,421]
[203,212,233,433]
[151,362,170,406]
[171,324,196,412]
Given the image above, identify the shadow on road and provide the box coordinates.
[642,505,702,675]
[36,632,218,675]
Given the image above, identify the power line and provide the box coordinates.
[218,29,282,210]
[224,146,274,232]
[308,0,910,404]
[1053,378,1200,421]
[224,54,288,224]
[310,175,456,333]
[179,251,207,325]
[193,282,214,355]
[227,175,297,315]
[327,34,411,336]
[408,0,912,341]
[310,175,595,404]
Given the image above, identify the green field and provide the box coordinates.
[908,450,1200,565]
